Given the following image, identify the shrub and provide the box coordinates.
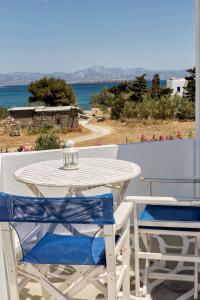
[39,123,54,134]
[27,128,39,135]
[136,98,155,119]
[0,107,8,119]
[122,98,158,119]
[111,95,126,120]
[175,98,195,120]
[122,102,136,119]
[122,95,195,120]
[140,131,184,142]
[17,145,33,152]
[151,95,194,120]
[152,96,177,119]
[35,132,61,150]
[91,89,115,112]
[27,123,54,135]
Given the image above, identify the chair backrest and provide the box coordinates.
[0,192,114,263]
[0,192,114,224]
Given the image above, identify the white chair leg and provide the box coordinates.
[142,235,152,297]
[107,272,117,300]
[104,226,117,300]
[24,264,67,300]
[1,224,19,300]
[18,277,29,292]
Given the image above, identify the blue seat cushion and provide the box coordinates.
[140,205,200,231]
[22,233,107,265]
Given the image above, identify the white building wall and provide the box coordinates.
[167,77,187,97]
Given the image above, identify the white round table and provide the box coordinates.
[15,158,141,203]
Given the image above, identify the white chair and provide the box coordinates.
[126,195,200,300]
[0,192,133,300]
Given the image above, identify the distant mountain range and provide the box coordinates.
[0,66,188,86]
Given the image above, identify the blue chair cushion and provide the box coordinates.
[22,233,107,265]
[140,205,200,230]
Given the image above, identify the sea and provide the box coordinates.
[0,81,167,110]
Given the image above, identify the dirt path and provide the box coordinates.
[0,120,113,151]
[72,120,113,143]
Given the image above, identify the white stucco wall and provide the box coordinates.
[117,138,195,197]
[0,145,118,195]
[167,78,187,97]
[0,139,195,197]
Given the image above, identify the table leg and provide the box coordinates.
[26,183,45,197]
[65,186,85,196]
[105,180,130,207]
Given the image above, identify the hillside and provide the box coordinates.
[0,66,188,86]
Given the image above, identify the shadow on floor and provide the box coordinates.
[20,288,41,300]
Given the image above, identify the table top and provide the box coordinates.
[14,158,141,188]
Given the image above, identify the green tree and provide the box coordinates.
[150,74,161,100]
[130,74,147,102]
[184,67,195,102]
[150,74,172,100]
[107,76,148,102]
[91,89,115,112]
[108,81,131,95]
[28,77,76,106]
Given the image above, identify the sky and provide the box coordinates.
[0,0,195,73]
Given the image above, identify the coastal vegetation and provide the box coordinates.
[120,96,195,120]
[28,77,76,106]
[0,117,195,152]
[76,119,195,147]
[91,72,195,121]
[0,71,196,152]
[26,124,86,151]
[35,131,61,150]
[27,122,83,136]
[0,107,8,119]
[183,67,195,101]
[140,130,185,142]
[27,123,55,135]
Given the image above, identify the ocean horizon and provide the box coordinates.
[0,81,167,110]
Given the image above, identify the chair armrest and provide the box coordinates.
[141,177,200,184]
[114,202,133,230]
[125,195,200,206]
